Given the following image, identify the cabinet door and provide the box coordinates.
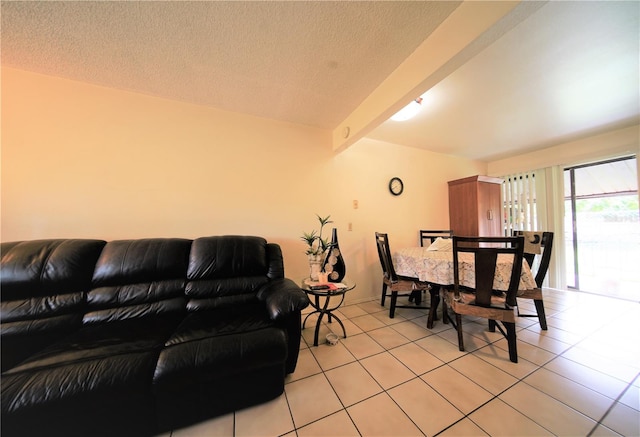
[448,175,503,237]
[448,182,479,236]
[477,181,501,236]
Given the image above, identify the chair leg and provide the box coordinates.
[504,321,518,363]
[442,297,449,324]
[409,289,422,305]
[389,291,398,318]
[427,288,439,329]
[381,283,388,306]
[534,299,548,330]
[456,314,464,351]
[488,319,497,332]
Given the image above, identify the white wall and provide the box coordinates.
[1,67,487,303]
[488,124,640,177]
[328,137,487,301]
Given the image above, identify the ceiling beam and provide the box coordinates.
[331,1,527,153]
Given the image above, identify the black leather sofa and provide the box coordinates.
[0,236,309,437]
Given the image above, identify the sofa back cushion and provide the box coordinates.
[0,239,106,370]
[186,236,281,310]
[85,238,192,324]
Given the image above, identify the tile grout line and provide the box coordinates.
[300,305,441,436]
[285,293,638,437]
[314,303,532,436]
[586,371,640,437]
[363,297,600,436]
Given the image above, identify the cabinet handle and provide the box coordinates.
[487,209,493,220]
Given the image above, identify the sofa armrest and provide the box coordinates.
[257,278,309,320]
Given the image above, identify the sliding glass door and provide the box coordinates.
[564,156,639,300]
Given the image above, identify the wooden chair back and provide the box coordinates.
[419,230,454,247]
[514,231,554,287]
[375,232,399,283]
[452,236,524,308]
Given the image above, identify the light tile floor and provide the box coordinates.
[165,289,640,436]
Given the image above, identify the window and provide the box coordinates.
[564,156,639,300]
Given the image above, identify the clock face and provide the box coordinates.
[389,177,404,196]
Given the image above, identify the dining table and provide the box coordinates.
[393,246,537,328]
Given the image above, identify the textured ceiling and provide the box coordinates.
[2,1,639,161]
[1,1,459,129]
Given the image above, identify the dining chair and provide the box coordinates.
[513,231,554,330]
[375,232,432,318]
[419,230,454,247]
[441,235,525,363]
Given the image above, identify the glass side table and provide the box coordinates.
[300,278,356,346]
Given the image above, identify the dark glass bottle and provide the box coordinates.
[322,228,346,282]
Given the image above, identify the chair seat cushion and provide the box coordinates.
[386,276,430,292]
[443,289,516,323]
[517,287,543,300]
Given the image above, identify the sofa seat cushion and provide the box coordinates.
[153,304,288,387]
[2,317,181,436]
[1,317,179,414]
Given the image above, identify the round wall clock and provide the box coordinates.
[389,177,404,196]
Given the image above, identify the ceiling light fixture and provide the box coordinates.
[391,97,423,121]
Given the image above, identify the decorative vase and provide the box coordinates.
[308,253,324,281]
[322,228,346,282]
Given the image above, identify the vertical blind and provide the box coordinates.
[502,171,538,234]
[500,167,563,289]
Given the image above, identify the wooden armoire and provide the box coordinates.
[448,175,503,237]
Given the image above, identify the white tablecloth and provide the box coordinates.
[393,247,536,292]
